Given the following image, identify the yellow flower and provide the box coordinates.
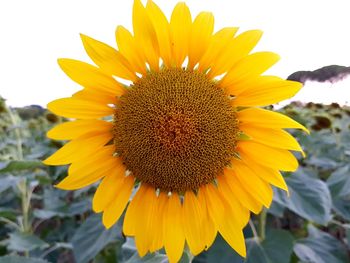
[44,0,308,262]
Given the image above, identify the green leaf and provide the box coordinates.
[193,234,243,263]
[245,239,269,263]
[71,213,123,263]
[0,160,43,173]
[245,230,294,263]
[0,256,49,263]
[261,229,294,263]
[0,176,18,193]
[121,237,138,261]
[67,199,91,215]
[327,165,350,198]
[267,201,285,218]
[0,162,8,170]
[124,253,168,263]
[345,224,350,249]
[293,225,349,263]
[7,232,49,252]
[274,172,332,225]
[332,197,350,221]
[327,165,350,220]
[307,156,338,170]
[33,209,65,219]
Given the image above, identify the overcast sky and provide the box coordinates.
[1,0,349,107]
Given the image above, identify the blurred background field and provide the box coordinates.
[0,94,350,263]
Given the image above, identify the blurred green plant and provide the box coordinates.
[0,96,349,263]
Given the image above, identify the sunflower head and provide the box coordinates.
[113,67,240,193]
[44,0,308,262]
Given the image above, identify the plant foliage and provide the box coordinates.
[0,97,349,262]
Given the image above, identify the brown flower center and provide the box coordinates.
[113,68,239,193]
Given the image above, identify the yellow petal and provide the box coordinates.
[133,0,159,71]
[240,125,304,153]
[146,0,172,67]
[72,89,117,105]
[115,26,147,75]
[43,132,112,165]
[170,2,192,67]
[92,165,127,213]
[135,185,158,257]
[201,182,247,257]
[56,148,123,190]
[237,108,309,134]
[200,184,225,228]
[216,176,250,228]
[47,97,114,119]
[80,34,136,81]
[47,120,112,140]
[239,152,288,192]
[188,12,214,69]
[182,191,205,255]
[231,159,273,208]
[57,59,126,96]
[208,30,263,78]
[149,191,167,252]
[216,181,247,257]
[102,176,134,229]
[123,184,147,236]
[223,75,281,95]
[197,188,217,249]
[231,79,303,107]
[198,27,238,72]
[223,169,263,214]
[163,193,185,263]
[218,216,246,258]
[238,140,299,172]
[221,52,280,87]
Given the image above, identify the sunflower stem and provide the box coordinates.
[248,219,259,240]
[6,104,32,257]
[258,208,267,241]
[5,103,23,160]
[184,244,194,262]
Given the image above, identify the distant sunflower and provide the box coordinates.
[44,0,308,262]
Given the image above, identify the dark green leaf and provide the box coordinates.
[244,230,294,263]
[268,201,285,217]
[332,197,350,221]
[0,255,49,263]
[0,160,43,173]
[274,172,332,225]
[121,237,137,261]
[261,229,294,263]
[125,252,168,263]
[33,209,65,219]
[327,165,350,197]
[0,162,8,170]
[43,188,65,210]
[71,213,123,263]
[307,156,338,170]
[245,239,269,263]
[293,225,349,263]
[193,234,243,263]
[0,176,18,193]
[326,162,350,220]
[7,232,48,252]
[67,199,91,215]
[345,224,350,249]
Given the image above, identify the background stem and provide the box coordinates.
[258,208,267,241]
[6,104,32,256]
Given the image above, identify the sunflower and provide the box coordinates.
[44,0,308,262]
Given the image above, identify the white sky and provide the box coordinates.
[1,0,350,107]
